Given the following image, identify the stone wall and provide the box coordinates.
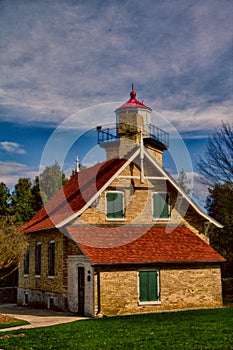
[75,163,207,236]
[18,228,81,310]
[96,266,223,316]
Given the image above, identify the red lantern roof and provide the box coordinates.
[116,84,152,111]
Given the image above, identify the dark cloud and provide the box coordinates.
[0,0,232,132]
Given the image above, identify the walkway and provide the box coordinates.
[0,304,88,332]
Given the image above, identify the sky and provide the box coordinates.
[0,0,232,205]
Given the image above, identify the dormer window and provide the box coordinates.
[106,191,124,220]
[152,192,170,220]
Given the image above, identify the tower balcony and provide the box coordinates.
[97,124,169,150]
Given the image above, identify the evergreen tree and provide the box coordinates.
[10,178,36,224]
[177,169,191,195]
[0,182,10,216]
[206,183,233,277]
[31,175,43,212]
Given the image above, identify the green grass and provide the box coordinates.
[0,308,232,349]
[0,318,28,330]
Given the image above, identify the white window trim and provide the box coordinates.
[152,192,171,221]
[138,269,161,305]
[105,190,126,221]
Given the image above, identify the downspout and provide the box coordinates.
[140,129,144,184]
[96,270,101,316]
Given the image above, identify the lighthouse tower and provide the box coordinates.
[97,85,168,166]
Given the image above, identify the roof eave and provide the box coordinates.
[90,259,226,267]
[144,150,224,229]
[115,105,152,112]
[56,148,141,228]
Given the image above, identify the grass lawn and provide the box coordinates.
[0,308,232,349]
[0,314,28,330]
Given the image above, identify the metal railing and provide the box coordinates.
[146,124,169,148]
[97,124,169,148]
[97,126,119,143]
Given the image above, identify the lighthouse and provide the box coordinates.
[97,85,168,165]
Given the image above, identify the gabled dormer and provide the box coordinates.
[97,85,169,165]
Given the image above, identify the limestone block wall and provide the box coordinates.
[18,229,65,293]
[96,266,223,317]
[18,229,81,310]
[146,146,163,165]
[118,112,144,142]
[75,164,207,236]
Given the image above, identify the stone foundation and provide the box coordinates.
[17,288,68,311]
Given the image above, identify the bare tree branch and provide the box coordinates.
[197,122,233,186]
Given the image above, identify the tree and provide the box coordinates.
[206,182,233,277]
[10,178,36,224]
[0,216,27,281]
[177,169,191,195]
[0,182,10,216]
[31,176,43,212]
[39,161,68,203]
[197,122,233,186]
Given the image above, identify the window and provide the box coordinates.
[48,241,55,277]
[24,247,30,275]
[139,270,160,303]
[106,191,124,219]
[24,293,28,306]
[152,192,170,219]
[35,242,41,276]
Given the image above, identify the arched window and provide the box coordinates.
[24,246,30,276]
[35,242,41,276]
[48,241,55,277]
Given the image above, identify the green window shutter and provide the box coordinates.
[139,271,159,302]
[153,193,169,219]
[148,271,158,301]
[106,192,124,218]
[139,271,148,302]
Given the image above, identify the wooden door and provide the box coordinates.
[78,266,85,315]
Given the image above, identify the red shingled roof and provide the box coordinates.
[23,158,128,233]
[116,87,151,111]
[66,225,225,264]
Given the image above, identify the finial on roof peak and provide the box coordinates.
[76,155,80,173]
[130,82,136,100]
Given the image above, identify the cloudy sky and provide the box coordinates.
[0,0,232,203]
